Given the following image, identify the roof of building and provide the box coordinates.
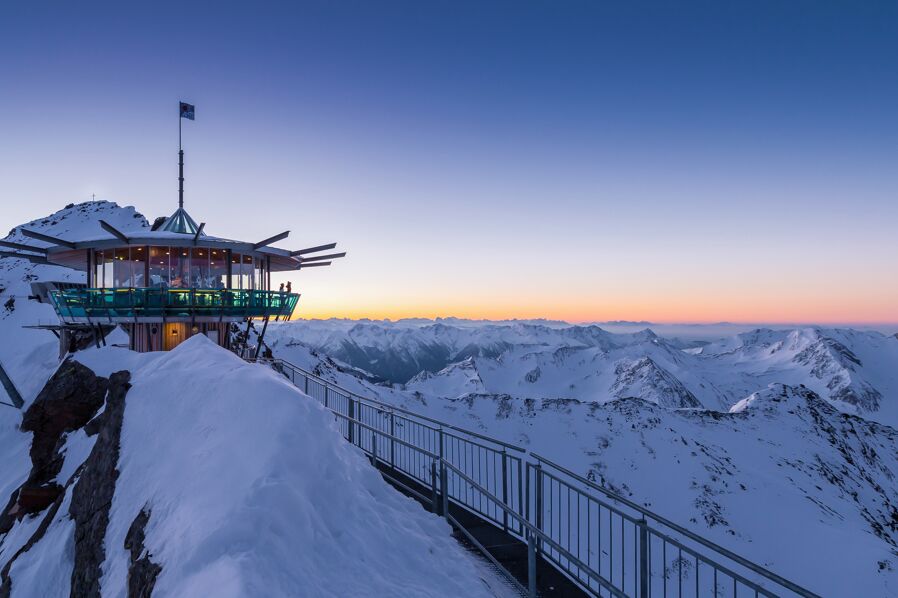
[160,207,202,235]
[9,206,345,273]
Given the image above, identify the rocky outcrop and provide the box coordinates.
[70,370,130,598]
[124,509,162,598]
[0,364,133,598]
[0,361,108,533]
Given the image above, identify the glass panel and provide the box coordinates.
[102,250,114,288]
[232,253,244,289]
[149,246,170,288]
[255,258,263,290]
[243,254,254,290]
[131,246,146,287]
[170,247,189,288]
[113,248,131,287]
[209,249,227,289]
[93,250,104,288]
[191,248,210,288]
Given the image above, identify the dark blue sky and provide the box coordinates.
[2,1,896,322]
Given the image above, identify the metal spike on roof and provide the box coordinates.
[160,208,202,235]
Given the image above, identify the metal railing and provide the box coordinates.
[252,357,821,598]
[48,287,299,322]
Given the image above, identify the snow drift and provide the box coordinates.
[0,336,505,597]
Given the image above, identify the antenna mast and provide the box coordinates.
[178,114,185,209]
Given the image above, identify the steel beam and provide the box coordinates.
[300,252,346,262]
[194,222,205,244]
[0,240,48,254]
[253,230,290,249]
[290,242,336,256]
[298,261,331,268]
[99,219,130,244]
[0,250,49,265]
[19,228,76,249]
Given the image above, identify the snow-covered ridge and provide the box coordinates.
[0,337,508,596]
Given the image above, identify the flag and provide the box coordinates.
[179,102,195,120]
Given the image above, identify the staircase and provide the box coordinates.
[251,357,820,598]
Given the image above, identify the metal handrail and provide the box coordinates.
[529,453,819,598]
[253,357,525,452]
[253,356,821,598]
[298,378,618,597]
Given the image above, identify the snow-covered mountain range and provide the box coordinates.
[263,319,898,595]
[265,319,898,425]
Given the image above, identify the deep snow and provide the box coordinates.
[1,336,511,597]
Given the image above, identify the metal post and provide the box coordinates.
[431,461,439,515]
[347,397,355,445]
[389,411,395,469]
[639,519,649,597]
[178,115,185,209]
[534,462,543,550]
[501,450,509,533]
[304,374,309,396]
[370,432,377,466]
[440,460,449,520]
[527,529,537,598]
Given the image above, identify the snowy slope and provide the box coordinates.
[0,336,509,597]
[0,202,150,571]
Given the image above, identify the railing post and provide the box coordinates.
[534,462,543,550]
[527,529,537,598]
[370,432,378,467]
[440,460,449,520]
[347,396,355,445]
[389,411,395,469]
[501,450,509,533]
[431,461,440,515]
[303,374,308,396]
[638,518,649,597]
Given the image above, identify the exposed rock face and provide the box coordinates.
[0,363,133,598]
[70,370,130,598]
[0,361,108,533]
[124,509,162,598]
[0,362,130,597]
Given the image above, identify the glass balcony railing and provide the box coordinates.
[48,288,299,321]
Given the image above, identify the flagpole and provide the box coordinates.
[178,109,184,209]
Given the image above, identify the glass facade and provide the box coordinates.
[92,246,269,291]
[209,249,228,288]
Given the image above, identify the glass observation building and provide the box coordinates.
[14,206,343,353]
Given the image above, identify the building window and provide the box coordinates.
[149,246,170,288]
[113,247,131,287]
[209,249,227,289]
[131,246,146,287]
[191,247,211,288]
[170,248,190,288]
[102,250,115,288]
[93,250,104,288]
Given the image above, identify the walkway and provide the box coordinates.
[251,357,820,598]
